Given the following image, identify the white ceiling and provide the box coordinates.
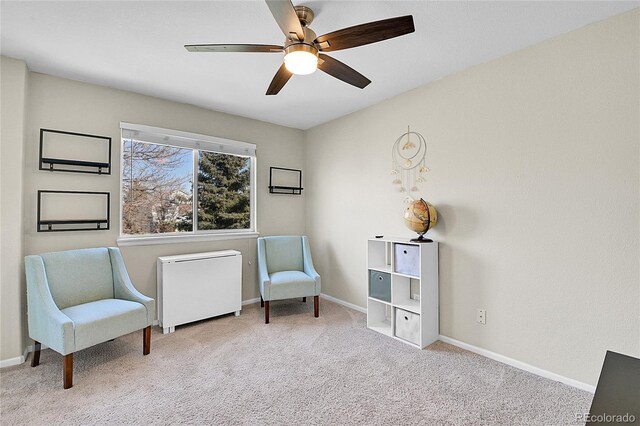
[1,1,637,129]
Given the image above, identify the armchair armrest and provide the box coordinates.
[257,238,271,300]
[25,255,75,355]
[108,248,154,325]
[302,236,321,295]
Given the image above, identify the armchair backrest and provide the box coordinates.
[38,248,115,309]
[260,236,304,274]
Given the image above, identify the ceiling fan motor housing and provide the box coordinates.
[295,6,314,27]
[284,24,317,47]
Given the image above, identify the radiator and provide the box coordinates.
[157,250,242,334]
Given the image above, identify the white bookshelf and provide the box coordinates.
[366,237,438,348]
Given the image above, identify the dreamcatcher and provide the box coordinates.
[391,126,429,200]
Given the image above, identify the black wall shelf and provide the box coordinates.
[269,167,303,195]
[39,128,112,175]
[37,190,110,232]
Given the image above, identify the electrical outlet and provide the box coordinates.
[476,309,486,325]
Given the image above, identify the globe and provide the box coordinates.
[404,198,438,242]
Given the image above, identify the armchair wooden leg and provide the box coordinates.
[314,295,319,318]
[63,353,73,389]
[260,296,264,308]
[143,326,151,355]
[264,301,270,324]
[31,341,41,367]
[302,297,306,303]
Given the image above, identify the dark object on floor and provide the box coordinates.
[587,350,640,425]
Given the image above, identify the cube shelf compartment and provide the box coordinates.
[367,298,392,337]
[366,237,439,348]
[366,239,392,273]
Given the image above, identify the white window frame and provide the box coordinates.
[117,123,258,246]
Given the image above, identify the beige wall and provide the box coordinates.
[2,10,638,389]
[305,10,639,386]
[13,72,305,358]
[0,57,29,362]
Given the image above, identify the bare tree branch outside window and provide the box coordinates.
[122,140,193,234]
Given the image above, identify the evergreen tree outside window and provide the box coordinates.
[120,124,255,239]
[197,152,251,230]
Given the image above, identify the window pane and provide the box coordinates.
[122,140,193,234]
[197,151,251,230]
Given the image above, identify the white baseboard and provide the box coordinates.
[438,335,596,393]
[240,293,367,313]
[1,343,54,368]
[319,292,596,394]
[0,352,26,368]
[242,297,260,306]
[320,293,367,313]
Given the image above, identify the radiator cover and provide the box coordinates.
[157,250,242,333]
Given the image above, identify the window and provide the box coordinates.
[119,123,256,242]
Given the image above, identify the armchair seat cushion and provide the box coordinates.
[61,299,148,352]
[269,271,316,301]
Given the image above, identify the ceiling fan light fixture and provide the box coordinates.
[185,1,416,95]
[284,44,318,75]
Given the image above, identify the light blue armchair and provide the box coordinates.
[257,236,321,324]
[25,247,154,389]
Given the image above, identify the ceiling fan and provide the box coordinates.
[184,0,415,95]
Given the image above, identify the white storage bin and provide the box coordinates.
[394,243,420,276]
[395,308,421,345]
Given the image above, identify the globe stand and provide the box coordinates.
[410,233,433,243]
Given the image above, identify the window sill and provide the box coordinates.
[117,231,259,247]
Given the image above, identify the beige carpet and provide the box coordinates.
[1,299,591,425]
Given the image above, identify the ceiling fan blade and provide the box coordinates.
[314,15,414,52]
[185,44,283,53]
[317,54,371,89]
[265,0,306,42]
[266,63,293,95]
